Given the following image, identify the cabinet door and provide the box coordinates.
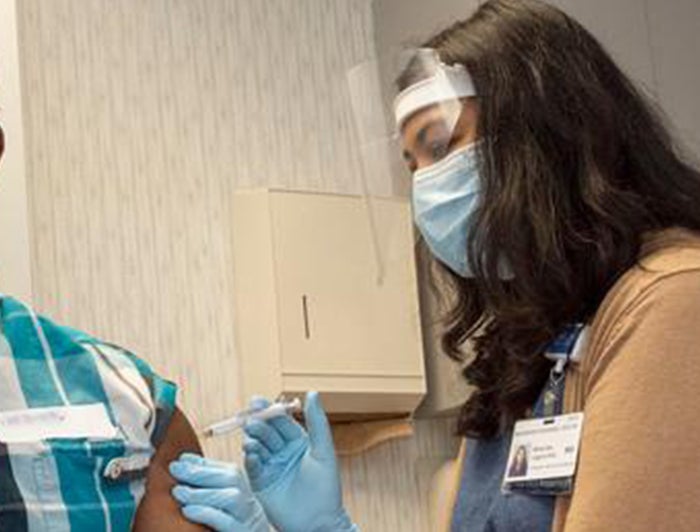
[269,191,424,379]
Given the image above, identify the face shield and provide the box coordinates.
[346,48,477,190]
[346,48,478,279]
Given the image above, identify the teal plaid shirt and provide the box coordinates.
[0,296,177,531]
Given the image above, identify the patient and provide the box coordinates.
[0,126,205,531]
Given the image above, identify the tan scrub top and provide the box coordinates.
[442,228,700,532]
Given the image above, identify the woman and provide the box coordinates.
[170,0,700,530]
[508,446,529,478]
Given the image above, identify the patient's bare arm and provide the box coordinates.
[133,408,209,531]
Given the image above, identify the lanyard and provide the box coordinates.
[502,324,590,497]
[541,323,588,418]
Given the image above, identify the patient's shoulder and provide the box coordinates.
[0,297,200,530]
[133,408,206,531]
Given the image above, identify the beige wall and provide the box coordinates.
[15,1,456,530]
[645,0,700,158]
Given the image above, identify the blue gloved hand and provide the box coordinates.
[169,453,270,532]
[243,391,357,532]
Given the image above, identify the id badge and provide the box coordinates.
[502,412,584,496]
[0,404,118,443]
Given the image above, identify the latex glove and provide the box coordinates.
[243,391,357,532]
[169,453,270,532]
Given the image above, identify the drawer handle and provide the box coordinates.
[302,295,311,340]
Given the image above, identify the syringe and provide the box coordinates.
[200,398,302,439]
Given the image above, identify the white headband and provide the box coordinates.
[393,62,476,130]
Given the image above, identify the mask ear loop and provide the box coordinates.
[541,356,567,419]
[543,323,587,417]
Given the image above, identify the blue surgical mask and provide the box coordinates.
[412,143,481,277]
[412,143,514,279]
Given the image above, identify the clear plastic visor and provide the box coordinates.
[346,47,477,191]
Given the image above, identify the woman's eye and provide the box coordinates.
[429,141,450,161]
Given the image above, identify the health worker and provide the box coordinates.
[169,1,700,530]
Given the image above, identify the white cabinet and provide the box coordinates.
[232,189,426,415]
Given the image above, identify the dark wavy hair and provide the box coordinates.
[398,0,700,439]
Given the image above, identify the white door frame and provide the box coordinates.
[0,0,32,303]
